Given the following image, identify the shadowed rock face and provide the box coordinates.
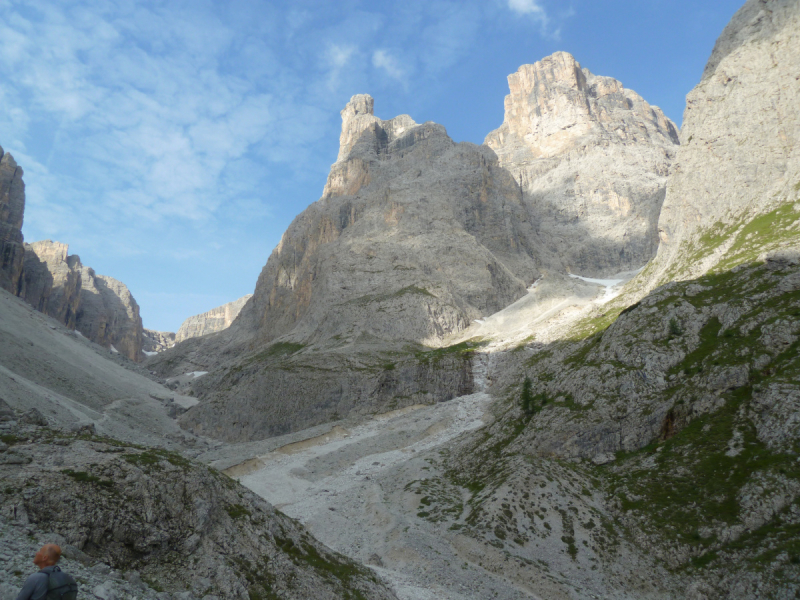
[142,328,176,352]
[485,51,680,276]
[16,239,144,362]
[19,241,82,329]
[75,266,143,362]
[175,294,253,343]
[0,145,25,294]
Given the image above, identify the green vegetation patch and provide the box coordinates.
[123,448,193,471]
[347,285,437,308]
[62,469,114,488]
[567,304,629,340]
[714,203,800,272]
[247,342,307,364]
[227,504,252,520]
[601,355,800,570]
[273,535,377,599]
[414,339,487,365]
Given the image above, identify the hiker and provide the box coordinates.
[15,544,78,600]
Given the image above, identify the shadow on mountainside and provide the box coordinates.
[440,253,800,595]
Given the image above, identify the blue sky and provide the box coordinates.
[0,0,745,332]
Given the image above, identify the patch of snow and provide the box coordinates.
[187,371,208,378]
[72,330,84,338]
[569,269,641,304]
[109,345,119,354]
[143,350,158,356]
[568,273,626,288]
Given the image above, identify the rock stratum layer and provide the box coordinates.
[17,239,144,362]
[639,0,800,289]
[175,294,253,343]
[485,51,679,276]
[151,58,679,441]
[0,145,25,294]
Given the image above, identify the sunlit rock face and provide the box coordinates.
[641,0,800,288]
[485,51,680,276]
[0,146,25,295]
[175,294,253,343]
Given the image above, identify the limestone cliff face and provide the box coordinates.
[175,294,252,343]
[16,239,144,362]
[0,143,146,361]
[233,94,542,349]
[641,0,800,288]
[0,146,25,294]
[485,52,679,276]
[75,267,143,362]
[19,241,81,329]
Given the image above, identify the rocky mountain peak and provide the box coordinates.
[487,51,679,161]
[484,52,680,277]
[334,94,419,165]
[175,293,253,343]
[342,93,374,118]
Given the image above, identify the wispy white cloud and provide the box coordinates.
[324,43,358,90]
[507,0,554,36]
[372,49,407,84]
[0,0,567,330]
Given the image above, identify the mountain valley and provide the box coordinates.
[1,0,799,598]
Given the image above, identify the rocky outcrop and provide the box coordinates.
[175,294,252,343]
[182,347,476,442]
[0,145,25,294]
[234,94,542,349]
[485,51,679,276]
[143,328,176,353]
[640,0,800,288]
[14,238,145,362]
[442,4,800,596]
[19,241,81,328]
[0,420,398,600]
[75,266,143,362]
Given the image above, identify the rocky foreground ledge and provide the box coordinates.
[0,410,397,600]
